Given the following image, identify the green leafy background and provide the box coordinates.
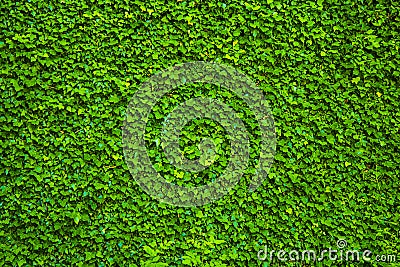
[1,0,399,266]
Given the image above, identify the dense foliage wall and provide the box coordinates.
[1,0,399,266]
